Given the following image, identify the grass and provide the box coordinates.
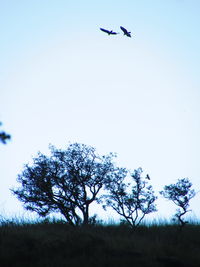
[0,217,200,267]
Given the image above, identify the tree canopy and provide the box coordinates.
[12,142,196,227]
[104,167,157,227]
[160,178,196,227]
[12,143,123,225]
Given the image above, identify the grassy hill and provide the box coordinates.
[0,218,200,267]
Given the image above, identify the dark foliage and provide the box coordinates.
[0,220,199,267]
[0,122,11,144]
[11,143,124,225]
[160,178,196,227]
[104,167,157,227]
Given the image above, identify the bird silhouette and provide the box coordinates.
[120,26,131,37]
[100,28,118,35]
[146,174,150,180]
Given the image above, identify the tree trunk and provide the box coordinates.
[83,205,89,225]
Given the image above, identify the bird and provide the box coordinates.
[100,28,118,35]
[120,26,131,37]
[146,174,150,180]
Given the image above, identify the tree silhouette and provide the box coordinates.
[160,178,196,227]
[11,143,124,226]
[0,122,11,144]
[104,167,157,227]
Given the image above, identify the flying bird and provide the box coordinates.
[100,28,118,35]
[120,26,131,37]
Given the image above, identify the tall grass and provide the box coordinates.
[0,216,199,267]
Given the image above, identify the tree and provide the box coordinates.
[0,122,11,144]
[160,178,196,227]
[104,167,157,227]
[11,143,122,226]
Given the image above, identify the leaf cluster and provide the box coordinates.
[160,178,196,226]
[0,122,11,144]
[12,143,118,225]
[104,168,157,227]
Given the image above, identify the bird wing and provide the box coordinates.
[120,26,128,34]
[100,28,110,34]
[110,31,118,35]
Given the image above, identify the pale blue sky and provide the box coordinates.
[1,0,200,221]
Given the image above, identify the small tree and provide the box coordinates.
[160,178,196,227]
[0,122,11,144]
[104,168,157,227]
[12,143,121,226]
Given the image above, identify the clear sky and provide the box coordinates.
[1,0,200,222]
